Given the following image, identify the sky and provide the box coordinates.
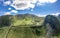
[0,0,60,17]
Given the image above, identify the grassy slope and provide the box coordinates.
[0,27,9,38]
[0,26,46,38]
[12,15,44,26]
[0,14,60,38]
[7,27,36,38]
[0,14,45,38]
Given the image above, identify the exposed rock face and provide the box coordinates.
[45,15,56,29]
[44,15,60,36]
[58,14,60,19]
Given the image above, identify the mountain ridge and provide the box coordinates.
[0,14,60,38]
[0,14,44,27]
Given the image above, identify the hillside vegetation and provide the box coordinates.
[0,14,60,38]
[0,14,44,27]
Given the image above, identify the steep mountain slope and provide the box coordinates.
[0,14,45,38]
[58,14,60,19]
[0,14,60,38]
[0,15,12,27]
[44,15,60,37]
[0,14,44,27]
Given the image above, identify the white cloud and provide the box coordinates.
[31,9,34,11]
[4,12,11,15]
[37,12,60,17]
[37,0,57,6]
[11,10,18,13]
[10,0,36,10]
[34,14,47,17]
[51,12,60,16]
[38,14,47,17]
[4,1,11,6]
[4,10,18,15]
[3,0,57,10]
[8,8,12,10]
[38,0,57,3]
